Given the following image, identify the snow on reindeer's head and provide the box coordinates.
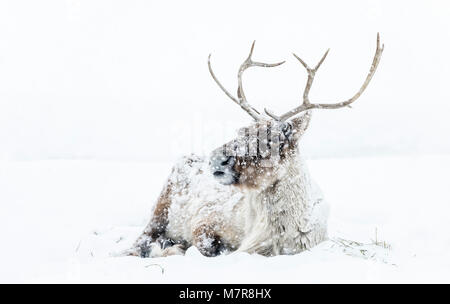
[209,113,311,188]
[207,37,383,188]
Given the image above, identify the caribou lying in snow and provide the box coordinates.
[127,34,384,258]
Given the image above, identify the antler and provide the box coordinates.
[264,33,384,121]
[208,41,285,121]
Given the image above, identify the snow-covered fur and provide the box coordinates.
[128,112,329,258]
[237,153,328,255]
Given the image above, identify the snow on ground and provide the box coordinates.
[1,155,450,283]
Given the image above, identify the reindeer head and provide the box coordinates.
[208,35,384,188]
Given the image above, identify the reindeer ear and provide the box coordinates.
[290,110,312,139]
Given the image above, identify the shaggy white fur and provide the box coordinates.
[142,151,329,257]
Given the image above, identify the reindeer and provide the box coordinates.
[127,34,383,258]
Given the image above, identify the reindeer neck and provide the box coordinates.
[239,152,319,255]
[262,152,311,209]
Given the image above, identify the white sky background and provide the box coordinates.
[0,0,449,162]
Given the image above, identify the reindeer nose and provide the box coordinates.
[213,171,225,177]
[220,156,233,166]
[210,154,235,172]
[210,153,238,185]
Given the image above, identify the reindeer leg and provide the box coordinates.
[130,234,188,258]
[192,223,229,257]
[129,182,175,258]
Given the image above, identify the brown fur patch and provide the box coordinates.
[143,180,173,240]
[223,113,312,190]
[192,222,228,257]
[233,158,276,189]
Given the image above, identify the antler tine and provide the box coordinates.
[208,55,240,104]
[265,33,384,121]
[265,48,329,120]
[208,41,285,121]
[314,48,330,71]
[293,48,330,106]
